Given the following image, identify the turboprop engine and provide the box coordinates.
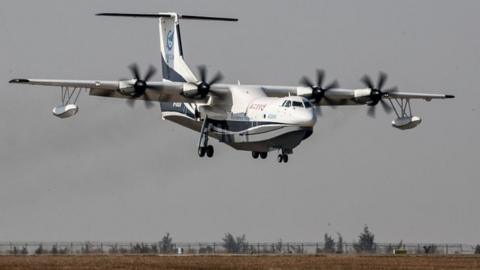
[182,66,223,99]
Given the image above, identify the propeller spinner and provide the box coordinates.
[300,70,339,114]
[196,65,224,98]
[361,72,398,117]
[123,63,158,108]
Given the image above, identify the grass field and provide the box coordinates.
[0,255,479,270]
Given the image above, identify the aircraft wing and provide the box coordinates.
[386,91,454,101]
[261,84,454,105]
[9,78,194,102]
[261,86,357,105]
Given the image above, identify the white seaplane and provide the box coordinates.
[10,12,454,163]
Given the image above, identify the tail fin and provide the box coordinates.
[158,13,197,83]
[97,12,238,83]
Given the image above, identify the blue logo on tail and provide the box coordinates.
[167,31,174,50]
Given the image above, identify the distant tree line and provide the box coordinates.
[3,229,478,255]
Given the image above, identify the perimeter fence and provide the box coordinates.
[0,242,477,256]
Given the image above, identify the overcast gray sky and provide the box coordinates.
[1,0,479,244]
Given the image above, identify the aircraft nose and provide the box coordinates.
[298,109,317,127]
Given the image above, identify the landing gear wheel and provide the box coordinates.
[260,152,268,159]
[282,154,289,163]
[206,145,214,158]
[277,154,284,163]
[198,147,206,157]
[252,152,259,159]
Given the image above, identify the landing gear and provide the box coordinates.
[277,149,291,163]
[197,117,214,158]
[277,154,289,163]
[206,145,214,158]
[198,147,206,157]
[252,151,268,159]
[198,145,214,158]
[252,151,268,160]
[252,151,289,162]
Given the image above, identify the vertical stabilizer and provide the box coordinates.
[96,12,238,83]
[158,13,198,83]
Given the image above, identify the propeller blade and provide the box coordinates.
[316,69,325,88]
[144,91,158,109]
[144,90,152,100]
[144,65,157,82]
[126,98,136,108]
[385,86,398,94]
[361,75,375,89]
[377,72,388,90]
[367,105,376,118]
[380,99,393,114]
[324,80,339,91]
[315,106,322,116]
[198,65,207,82]
[129,63,141,80]
[208,72,224,85]
[144,99,155,109]
[324,96,337,108]
[146,84,163,91]
[300,77,314,88]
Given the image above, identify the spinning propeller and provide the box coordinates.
[361,72,398,117]
[196,65,224,98]
[300,70,339,114]
[124,63,158,108]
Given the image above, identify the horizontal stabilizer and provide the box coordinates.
[96,13,238,22]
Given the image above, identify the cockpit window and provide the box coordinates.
[292,101,303,107]
[285,101,291,107]
[304,101,312,108]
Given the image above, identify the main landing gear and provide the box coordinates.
[198,117,214,158]
[277,153,289,163]
[251,150,290,163]
[198,145,214,158]
[252,152,267,159]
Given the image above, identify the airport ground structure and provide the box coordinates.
[0,241,477,256]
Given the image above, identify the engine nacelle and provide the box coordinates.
[182,83,202,98]
[392,116,422,130]
[52,104,78,119]
[117,81,136,96]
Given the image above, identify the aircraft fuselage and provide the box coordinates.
[161,93,317,154]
